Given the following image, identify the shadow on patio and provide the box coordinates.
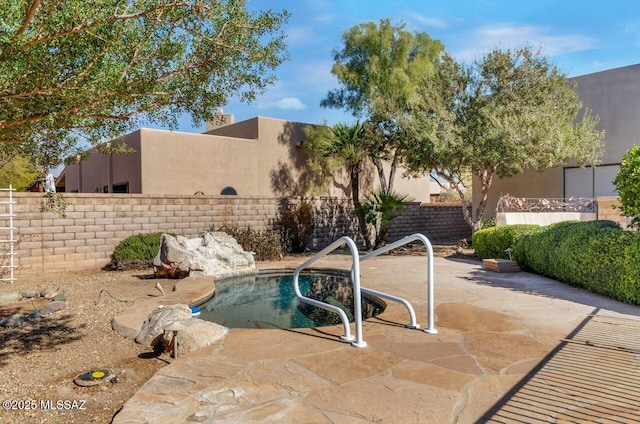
[479,307,640,423]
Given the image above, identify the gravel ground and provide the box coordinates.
[0,269,169,424]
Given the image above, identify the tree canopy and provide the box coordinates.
[0,0,289,168]
[613,145,640,229]
[403,47,605,231]
[321,19,444,193]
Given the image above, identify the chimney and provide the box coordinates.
[205,107,235,131]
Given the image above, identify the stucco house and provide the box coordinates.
[62,112,432,201]
[473,63,640,220]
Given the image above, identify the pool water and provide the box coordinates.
[195,269,386,329]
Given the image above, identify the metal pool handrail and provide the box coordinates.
[293,236,367,348]
[359,233,438,334]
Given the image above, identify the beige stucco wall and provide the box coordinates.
[65,132,142,193]
[475,63,640,219]
[473,167,564,221]
[64,116,431,201]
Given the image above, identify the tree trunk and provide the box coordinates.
[350,166,371,250]
[372,158,388,194]
[387,152,398,194]
[372,156,398,194]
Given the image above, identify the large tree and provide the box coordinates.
[321,19,444,193]
[0,0,289,168]
[403,47,605,232]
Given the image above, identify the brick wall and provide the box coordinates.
[0,193,471,275]
[388,202,472,243]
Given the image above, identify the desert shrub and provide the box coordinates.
[362,190,411,248]
[472,224,539,259]
[513,220,640,304]
[218,225,283,261]
[279,198,315,253]
[106,232,167,270]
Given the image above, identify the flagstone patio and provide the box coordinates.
[112,255,640,423]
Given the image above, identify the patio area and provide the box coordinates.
[112,255,640,423]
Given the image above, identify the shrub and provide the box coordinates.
[279,198,315,253]
[106,232,166,270]
[472,224,539,259]
[613,145,640,229]
[513,220,640,304]
[362,190,411,248]
[218,225,284,261]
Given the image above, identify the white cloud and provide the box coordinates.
[258,97,308,111]
[453,24,596,62]
[275,97,308,110]
[411,14,448,29]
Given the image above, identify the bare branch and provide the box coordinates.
[14,0,43,39]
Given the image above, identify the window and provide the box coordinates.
[220,186,237,195]
[112,182,129,193]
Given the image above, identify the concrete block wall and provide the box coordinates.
[0,193,473,275]
[388,202,472,243]
[597,196,629,229]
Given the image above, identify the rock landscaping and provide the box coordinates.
[0,287,66,328]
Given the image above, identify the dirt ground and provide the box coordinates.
[0,269,169,424]
[0,244,476,424]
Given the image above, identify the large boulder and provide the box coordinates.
[161,318,228,357]
[153,232,256,279]
[135,304,192,346]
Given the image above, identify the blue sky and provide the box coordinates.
[178,0,640,132]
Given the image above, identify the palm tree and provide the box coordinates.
[317,121,371,249]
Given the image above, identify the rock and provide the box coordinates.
[21,290,39,298]
[161,318,228,357]
[0,314,28,327]
[40,301,66,315]
[0,292,21,304]
[52,292,67,301]
[40,287,57,299]
[153,232,256,279]
[135,304,192,346]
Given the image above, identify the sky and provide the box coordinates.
[175,0,640,133]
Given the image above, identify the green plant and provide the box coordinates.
[362,190,412,248]
[39,192,69,217]
[613,145,640,229]
[513,220,640,305]
[278,198,315,253]
[472,224,539,259]
[479,217,496,230]
[218,226,284,261]
[106,232,167,270]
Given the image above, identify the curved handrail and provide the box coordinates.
[359,233,437,334]
[293,236,367,348]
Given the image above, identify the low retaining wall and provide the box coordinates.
[495,197,628,229]
[0,194,471,275]
[496,212,598,226]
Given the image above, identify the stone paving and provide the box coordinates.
[111,256,640,423]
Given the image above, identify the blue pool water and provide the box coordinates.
[195,269,385,329]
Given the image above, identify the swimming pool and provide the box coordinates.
[195,269,386,329]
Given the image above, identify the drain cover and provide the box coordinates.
[74,369,116,387]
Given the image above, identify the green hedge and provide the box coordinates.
[472,224,540,259]
[514,220,640,305]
